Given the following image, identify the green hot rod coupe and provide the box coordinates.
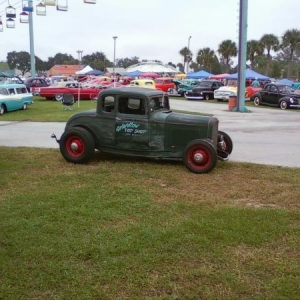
[52,87,233,173]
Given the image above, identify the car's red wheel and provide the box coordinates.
[59,127,95,163]
[183,140,217,173]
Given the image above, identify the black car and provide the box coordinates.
[251,83,300,110]
[185,80,224,100]
[24,77,49,92]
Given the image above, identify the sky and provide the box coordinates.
[0,0,299,66]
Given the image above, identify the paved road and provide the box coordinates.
[0,100,299,168]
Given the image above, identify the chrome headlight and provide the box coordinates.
[290,97,294,103]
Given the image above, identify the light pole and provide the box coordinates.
[186,36,192,74]
[113,36,118,87]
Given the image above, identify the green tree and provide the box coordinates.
[281,29,300,78]
[260,34,279,76]
[7,51,31,75]
[82,52,112,71]
[176,63,184,73]
[116,57,140,69]
[247,39,263,69]
[217,40,237,73]
[179,47,192,73]
[196,47,216,73]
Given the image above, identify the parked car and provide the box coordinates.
[168,79,201,97]
[214,85,261,101]
[154,77,175,92]
[185,80,224,100]
[36,82,103,101]
[251,83,300,109]
[0,83,33,115]
[129,79,156,89]
[24,77,49,93]
[52,87,233,174]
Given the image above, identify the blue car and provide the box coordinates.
[0,83,33,115]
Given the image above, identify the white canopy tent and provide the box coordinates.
[125,61,179,74]
[75,65,93,75]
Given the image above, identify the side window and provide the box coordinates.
[101,96,115,113]
[264,85,270,92]
[270,85,277,93]
[16,88,23,94]
[119,97,145,115]
[0,88,9,95]
[8,88,15,95]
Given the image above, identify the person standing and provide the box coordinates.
[252,78,260,87]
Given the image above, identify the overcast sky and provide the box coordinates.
[0,0,298,65]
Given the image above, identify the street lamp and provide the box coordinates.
[187,36,192,74]
[113,36,118,87]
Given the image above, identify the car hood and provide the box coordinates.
[164,111,214,125]
[216,86,237,92]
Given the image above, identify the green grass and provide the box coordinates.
[1,147,300,299]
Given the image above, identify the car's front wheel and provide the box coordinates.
[22,103,27,110]
[59,127,95,164]
[253,96,260,106]
[55,94,63,101]
[0,104,5,115]
[279,100,288,110]
[204,94,210,100]
[183,140,217,174]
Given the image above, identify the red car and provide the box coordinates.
[154,77,175,92]
[36,82,102,101]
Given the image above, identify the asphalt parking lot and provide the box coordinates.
[0,100,299,168]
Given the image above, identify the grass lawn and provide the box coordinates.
[0,147,300,299]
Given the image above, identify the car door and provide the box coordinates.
[115,95,149,150]
[260,84,270,103]
[267,85,279,106]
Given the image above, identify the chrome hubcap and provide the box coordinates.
[194,153,204,162]
[70,142,79,152]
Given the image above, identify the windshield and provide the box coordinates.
[149,95,170,112]
[0,88,9,95]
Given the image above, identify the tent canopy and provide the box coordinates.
[75,65,93,75]
[85,69,104,76]
[209,73,229,80]
[187,70,213,79]
[124,70,142,77]
[277,78,294,86]
[226,69,271,81]
[139,72,160,79]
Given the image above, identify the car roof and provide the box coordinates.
[0,83,27,88]
[100,86,164,97]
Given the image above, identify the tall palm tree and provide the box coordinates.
[196,47,215,73]
[247,39,263,70]
[179,47,192,73]
[281,29,300,78]
[217,40,237,72]
[260,34,279,75]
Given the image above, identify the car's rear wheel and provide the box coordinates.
[59,127,95,164]
[280,100,288,110]
[0,104,5,115]
[253,96,260,106]
[204,94,210,100]
[183,140,217,174]
[55,94,63,101]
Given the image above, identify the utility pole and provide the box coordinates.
[186,36,192,74]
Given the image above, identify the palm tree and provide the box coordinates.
[179,47,192,73]
[247,39,263,70]
[217,40,237,72]
[196,47,215,73]
[281,29,300,78]
[260,34,279,75]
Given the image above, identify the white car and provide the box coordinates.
[214,86,237,101]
